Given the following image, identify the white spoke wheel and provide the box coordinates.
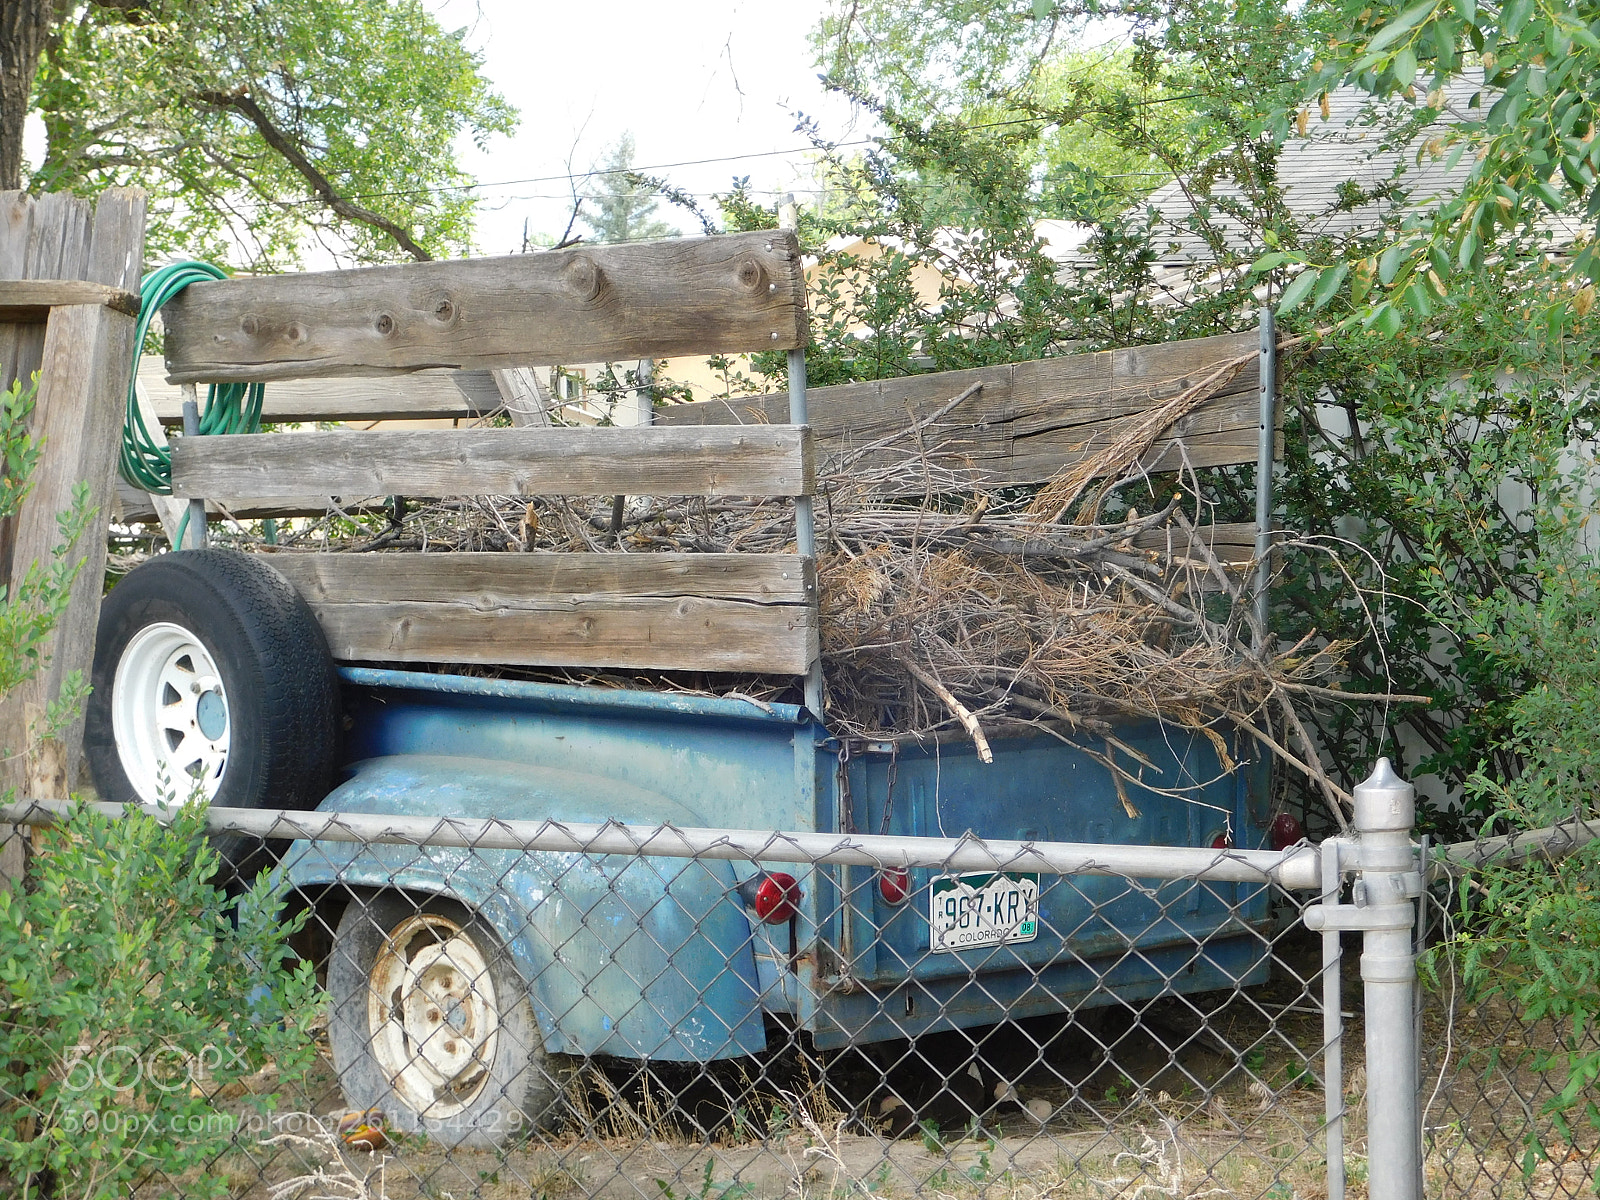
[329,893,566,1148]
[111,622,232,803]
[85,549,339,865]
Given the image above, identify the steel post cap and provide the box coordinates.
[1353,757,1414,832]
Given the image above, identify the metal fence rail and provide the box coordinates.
[0,765,1438,1200]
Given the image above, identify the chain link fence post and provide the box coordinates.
[1309,758,1422,1200]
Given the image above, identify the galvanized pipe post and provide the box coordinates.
[780,195,824,717]
[1309,761,1421,1200]
[1253,307,1276,647]
[1354,760,1421,1200]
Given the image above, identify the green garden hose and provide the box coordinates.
[121,261,266,495]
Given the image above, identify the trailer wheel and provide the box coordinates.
[84,549,338,832]
[328,893,565,1148]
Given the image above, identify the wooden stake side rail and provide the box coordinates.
[267,552,818,674]
[138,355,503,424]
[160,231,808,383]
[656,330,1270,492]
[168,425,815,500]
[0,279,139,320]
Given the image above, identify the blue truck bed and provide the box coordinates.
[283,666,1273,1060]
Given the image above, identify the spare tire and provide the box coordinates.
[85,549,339,828]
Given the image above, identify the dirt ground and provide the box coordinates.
[128,926,1598,1200]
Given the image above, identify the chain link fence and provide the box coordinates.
[1418,826,1600,1200]
[8,776,1594,1200]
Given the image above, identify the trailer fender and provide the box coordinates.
[280,754,769,1061]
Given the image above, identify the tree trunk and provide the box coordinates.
[0,0,55,190]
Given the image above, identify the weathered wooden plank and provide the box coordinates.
[0,279,139,319]
[0,193,36,398]
[0,193,47,394]
[0,189,145,826]
[494,366,552,428]
[137,356,503,424]
[265,551,818,674]
[656,331,1267,489]
[114,479,383,524]
[161,230,808,383]
[1130,520,1258,566]
[267,551,815,604]
[169,425,815,500]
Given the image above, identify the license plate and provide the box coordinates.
[929,872,1040,952]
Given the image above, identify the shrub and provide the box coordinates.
[0,801,319,1198]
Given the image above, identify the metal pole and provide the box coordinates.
[180,386,207,550]
[0,796,1325,885]
[1353,760,1422,1200]
[779,195,824,718]
[1253,308,1276,647]
[1322,836,1347,1200]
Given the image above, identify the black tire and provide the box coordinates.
[328,892,566,1148]
[84,549,339,847]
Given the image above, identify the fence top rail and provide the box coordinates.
[2,798,1322,888]
[1431,815,1600,878]
[159,230,808,383]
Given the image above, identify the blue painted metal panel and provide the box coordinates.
[800,722,1271,1040]
[807,927,1271,1050]
[338,666,807,727]
[286,670,1279,1061]
[280,755,770,1061]
[334,673,820,835]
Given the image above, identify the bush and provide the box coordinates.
[1432,544,1600,1182]
[0,801,320,1198]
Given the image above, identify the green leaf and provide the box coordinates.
[1367,0,1439,53]
[1453,0,1476,24]
[1250,251,1291,273]
[1404,278,1434,317]
[1392,47,1418,88]
[1313,261,1350,309]
[1379,242,1407,285]
[1277,268,1321,313]
[1458,230,1479,270]
[1033,0,1051,17]
[1531,180,1567,211]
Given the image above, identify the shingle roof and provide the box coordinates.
[1141,76,1486,266]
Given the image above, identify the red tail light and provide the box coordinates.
[1269,813,1306,851]
[1209,830,1233,850]
[738,872,801,924]
[879,867,911,905]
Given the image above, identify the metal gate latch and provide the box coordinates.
[1302,869,1423,932]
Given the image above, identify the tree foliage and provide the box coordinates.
[577,133,680,246]
[17,0,515,266]
[1285,0,1600,328]
[773,0,1600,835]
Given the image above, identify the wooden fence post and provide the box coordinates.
[0,188,146,878]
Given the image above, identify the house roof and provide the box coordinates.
[1140,75,1488,266]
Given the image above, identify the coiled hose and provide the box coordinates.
[121,261,265,495]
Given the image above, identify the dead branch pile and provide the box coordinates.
[179,359,1409,822]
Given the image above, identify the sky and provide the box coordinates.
[423,0,871,256]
